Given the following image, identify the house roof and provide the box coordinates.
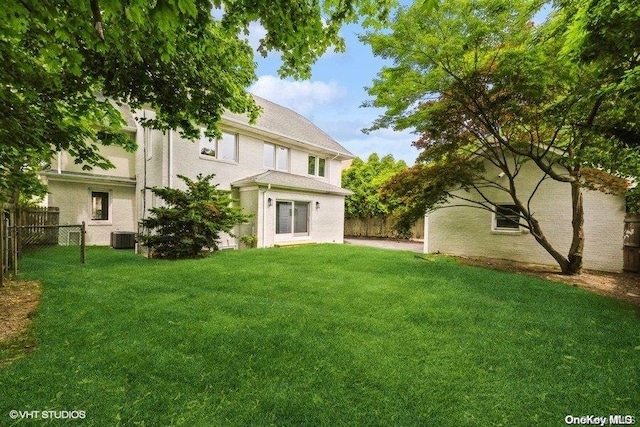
[223,96,354,159]
[232,170,352,196]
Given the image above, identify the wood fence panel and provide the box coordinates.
[344,216,424,240]
[19,207,60,246]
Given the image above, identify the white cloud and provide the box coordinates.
[245,21,267,52]
[249,75,347,116]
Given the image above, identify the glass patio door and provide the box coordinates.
[276,201,309,236]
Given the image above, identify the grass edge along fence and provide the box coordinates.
[1,217,86,286]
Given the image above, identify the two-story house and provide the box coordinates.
[40,96,353,249]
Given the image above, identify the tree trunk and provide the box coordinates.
[526,215,572,274]
[523,181,585,275]
[567,180,585,274]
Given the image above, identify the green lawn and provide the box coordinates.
[1,245,639,426]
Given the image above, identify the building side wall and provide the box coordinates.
[168,126,345,192]
[46,180,137,245]
[425,160,626,272]
[258,189,346,248]
[45,106,351,249]
[57,145,135,179]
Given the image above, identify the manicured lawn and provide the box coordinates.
[1,245,639,426]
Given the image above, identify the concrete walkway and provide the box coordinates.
[344,237,424,253]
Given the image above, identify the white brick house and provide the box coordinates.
[423,158,627,272]
[40,96,353,248]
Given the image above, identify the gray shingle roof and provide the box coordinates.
[223,95,353,159]
[232,170,352,196]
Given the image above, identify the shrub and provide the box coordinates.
[139,174,249,259]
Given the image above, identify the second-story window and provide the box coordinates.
[264,143,289,171]
[200,131,238,162]
[307,155,326,177]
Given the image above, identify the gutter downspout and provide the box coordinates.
[168,130,173,188]
[262,183,271,248]
[142,111,147,219]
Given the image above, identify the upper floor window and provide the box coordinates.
[307,155,326,177]
[264,143,289,171]
[200,131,238,162]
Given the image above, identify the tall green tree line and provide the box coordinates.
[342,153,407,219]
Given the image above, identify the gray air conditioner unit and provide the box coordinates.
[111,231,136,249]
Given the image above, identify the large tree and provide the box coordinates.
[0,0,392,204]
[363,0,637,274]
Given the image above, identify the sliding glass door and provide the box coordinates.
[276,201,309,236]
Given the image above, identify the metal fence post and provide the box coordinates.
[0,212,4,287]
[81,221,86,264]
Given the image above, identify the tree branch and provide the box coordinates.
[90,0,105,41]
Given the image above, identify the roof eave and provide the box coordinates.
[222,115,354,160]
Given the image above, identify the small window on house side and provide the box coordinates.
[91,191,109,221]
[218,132,238,161]
[318,158,326,177]
[264,143,289,171]
[200,131,238,162]
[494,204,520,230]
[264,143,275,168]
[276,146,289,171]
[307,155,326,177]
[308,155,316,175]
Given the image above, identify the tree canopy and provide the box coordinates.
[0,0,394,203]
[362,0,638,274]
[342,153,407,218]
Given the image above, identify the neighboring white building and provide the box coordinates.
[423,158,627,272]
[40,96,353,248]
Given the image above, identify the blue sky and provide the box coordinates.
[247,22,420,164]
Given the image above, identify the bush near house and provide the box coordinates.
[139,174,248,258]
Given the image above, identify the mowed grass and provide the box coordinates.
[1,245,639,426]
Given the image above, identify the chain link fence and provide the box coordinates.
[1,208,86,286]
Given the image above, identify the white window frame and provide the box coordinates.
[275,200,310,238]
[89,190,112,225]
[264,142,289,172]
[307,155,326,177]
[199,131,239,163]
[492,204,521,234]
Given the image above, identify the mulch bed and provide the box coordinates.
[454,255,640,306]
[0,279,41,344]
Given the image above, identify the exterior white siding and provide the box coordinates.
[424,160,626,272]
[41,97,353,248]
[45,179,137,246]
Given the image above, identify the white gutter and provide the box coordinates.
[168,130,173,188]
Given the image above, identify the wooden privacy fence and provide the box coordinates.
[623,213,640,273]
[344,216,424,240]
